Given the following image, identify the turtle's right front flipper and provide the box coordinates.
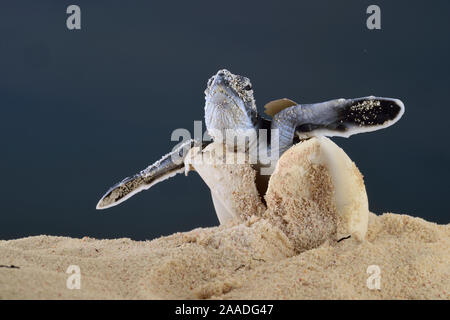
[96,139,205,210]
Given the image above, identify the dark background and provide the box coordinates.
[1,1,448,240]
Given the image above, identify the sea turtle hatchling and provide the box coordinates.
[96,69,404,210]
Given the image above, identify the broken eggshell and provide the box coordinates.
[264,137,369,251]
[184,143,266,224]
[185,137,369,251]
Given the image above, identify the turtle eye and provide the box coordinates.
[244,84,252,91]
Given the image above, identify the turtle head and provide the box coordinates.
[204,69,258,140]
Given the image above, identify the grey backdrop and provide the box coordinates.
[1,0,449,240]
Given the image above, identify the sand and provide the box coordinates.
[0,212,448,300]
[1,139,448,299]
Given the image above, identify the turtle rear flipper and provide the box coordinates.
[96,139,205,210]
[271,96,405,153]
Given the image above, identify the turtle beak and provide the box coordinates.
[212,70,228,88]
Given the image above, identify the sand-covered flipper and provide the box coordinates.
[96,139,208,209]
[271,96,405,153]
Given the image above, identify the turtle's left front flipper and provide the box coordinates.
[96,139,206,210]
[271,96,405,153]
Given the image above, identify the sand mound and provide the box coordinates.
[0,213,448,299]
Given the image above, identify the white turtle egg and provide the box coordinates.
[184,143,266,224]
[185,137,369,252]
[264,137,369,251]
